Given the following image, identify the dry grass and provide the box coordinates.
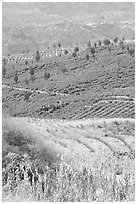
[2,116,135,201]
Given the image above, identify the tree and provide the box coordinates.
[72,52,77,58]
[44,72,50,80]
[87,40,91,48]
[64,49,68,55]
[108,46,111,52]
[74,47,79,53]
[24,78,29,86]
[26,48,30,53]
[61,67,68,74]
[121,44,125,50]
[29,67,35,76]
[58,43,61,48]
[98,40,101,47]
[24,91,31,101]
[113,37,118,43]
[128,47,135,57]
[94,42,97,48]
[2,66,7,78]
[2,58,7,66]
[35,50,40,62]
[25,59,28,65]
[14,72,18,83]
[122,37,125,42]
[127,46,130,51]
[90,47,95,57]
[103,39,110,46]
[30,75,36,83]
[86,54,89,61]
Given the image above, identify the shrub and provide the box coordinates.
[24,91,31,101]
[113,37,118,43]
[29,67,35,76]
[2,66,7,78]
[108,46,111,52]
[64,49,68,55]
[86,54,89,61]
[2,58,7,66]
[74,47,79,53]
[72,52,77,58]
[90,47,95,57]
[61,67,68,74]
[98,40,101,47]
[127,46,130,51]
[25,59,28,65]
[94,42,97,47]
[103,39,110,46]
[44,72,50,80]
[30,75,36,83]
[13,72,18,83]
[128,47,135,57]
[24,78,29,86]
[87,40,91,48]
[121,44,125,50]
[58,43,61,48]
[35,51,40,62]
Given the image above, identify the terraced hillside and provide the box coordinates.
[2,41,135,119]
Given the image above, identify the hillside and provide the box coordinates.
[2,41,135,119]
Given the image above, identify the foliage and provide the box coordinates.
[44,72,50,80]
[58,43,61,48]
[121,44,125,50]
[94,42,97,47]
[24,78,29,86]
[30,75,36,83]
[29,67,35,76]
[90,47,95,56]
[2,66,7,78]
[87,40,91,48]
[74,47,79,53]
[128,47,135,57]
[64,49,68,55]
[72,52,77,58]
[86,54,89,61]
[108,46,111,51]
[25,59,28,65]
[113,37,118,43]
[103,39,110,46]
[24,91,31,101]
[98,40,101,46]
[13,72,18,83]
[2,58,7,66]
[61,67,68,74]
[2,152,135,202]
[35,51,40,62]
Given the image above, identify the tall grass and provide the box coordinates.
[2,152,135,202]
[2,116,135,202]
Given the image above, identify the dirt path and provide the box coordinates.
[2,84,135,103]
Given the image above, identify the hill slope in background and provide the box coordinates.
[2,2,135,55]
